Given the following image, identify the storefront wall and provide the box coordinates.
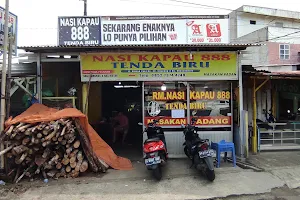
[143,81,233,157]
[80,51,237,157]
[243,78,300,151]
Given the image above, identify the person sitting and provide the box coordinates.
[112,112,129,145]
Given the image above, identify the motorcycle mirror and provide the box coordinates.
[192,110,197,116]
[138,122,143,126]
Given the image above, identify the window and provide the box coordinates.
[275,22,284,27]
[143,81,232,128]
[280,44,290,60]
[250,20,256,25]
[144,82,187,127]
[189,82,231,125]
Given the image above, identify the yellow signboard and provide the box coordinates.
[80,52,237,81]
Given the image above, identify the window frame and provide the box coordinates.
[279,44,290,60]
[143,81,232,129]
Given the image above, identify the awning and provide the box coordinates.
[243,66,300,79]
[18,43,262,53]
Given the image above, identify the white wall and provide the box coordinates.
[243,88,272,125]
[230,11,300,40]
[268,27,300,44]
[242,6,300,20]
[256,65,296,72]
[235,28,269,66]
[229,11,238,42]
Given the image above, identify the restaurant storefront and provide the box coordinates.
[18,44,256,158]
[35,50,239,158]
[18,14,257,158]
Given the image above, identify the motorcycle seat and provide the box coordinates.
[192,139,206,145]
[144,137,160,143]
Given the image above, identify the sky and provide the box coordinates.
[0,0,300,47]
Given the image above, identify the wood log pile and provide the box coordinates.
[0,118,109,183]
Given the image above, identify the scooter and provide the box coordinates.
[263,109,276,123]
[182,118,215,181]
[138,119,168,180]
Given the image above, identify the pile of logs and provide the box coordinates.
[0,118,108,183]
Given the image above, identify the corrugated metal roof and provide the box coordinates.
[0,63,37,77]
[242,65,270,73]
[243,66,300,78]
[18,43,262,53]
[19,43,261,48]
[263,71,300,77]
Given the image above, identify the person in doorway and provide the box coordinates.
[112,111,129,145]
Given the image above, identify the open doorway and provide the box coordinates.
[99,81,143,160]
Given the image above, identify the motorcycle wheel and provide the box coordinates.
[184,146,191,159]
[153,166,162,181]
[206,168,215,182]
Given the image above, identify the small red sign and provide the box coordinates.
[206,23,222,37]
[144,116,231,126]
[186,21,202,35]
[168,33,178,40]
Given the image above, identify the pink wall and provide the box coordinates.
[267,42,300,65]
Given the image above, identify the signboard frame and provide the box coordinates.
[57,15,230,46]
[100,15,229,45]
[0,6,18,56]
[80,51,238,82]
[57,16,101,46]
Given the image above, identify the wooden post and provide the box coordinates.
[252,77,269,153]
[82,84,88,115]
[84,73,92,116]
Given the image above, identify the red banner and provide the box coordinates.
[144,116,231,126]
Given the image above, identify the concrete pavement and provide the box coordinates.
[247,151,300,170]
[247,151,300,190]
[219,187,300,200]
[0,159,288,200]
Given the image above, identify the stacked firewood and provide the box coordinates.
[0,118,108,183]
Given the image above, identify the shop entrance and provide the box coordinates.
[99,81,143,160]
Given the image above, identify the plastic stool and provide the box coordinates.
[211,140,236,168]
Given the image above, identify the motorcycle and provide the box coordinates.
[182,117,215,181]
[138,119,168,180]
[263,109,276,123]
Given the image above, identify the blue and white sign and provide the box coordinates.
[58,16,101,46]
[0,6,18,56]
